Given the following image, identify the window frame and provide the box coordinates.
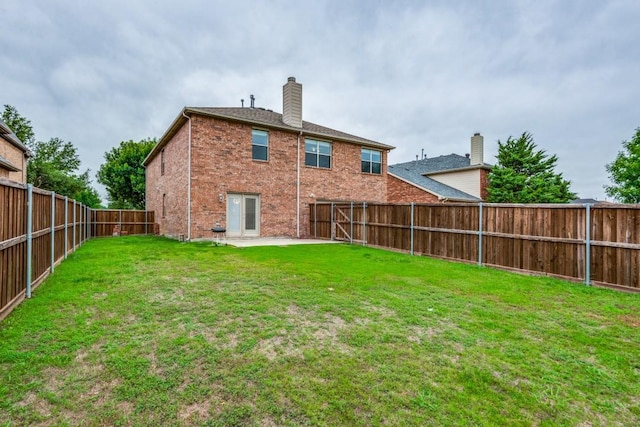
[251,129,269,161]
[361,148,382,175]
[304,138,332,169]
[161,149,165,175]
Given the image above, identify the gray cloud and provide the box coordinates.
[2,0,639,201]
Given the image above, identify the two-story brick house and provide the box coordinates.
[144,77,394,240]
[0,118,29,183]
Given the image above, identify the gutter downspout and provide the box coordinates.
[296,131,302,238]
[183,111,192,241]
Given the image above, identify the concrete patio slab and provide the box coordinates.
[218,238,341,248]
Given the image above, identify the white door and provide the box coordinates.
[227,194,260,237]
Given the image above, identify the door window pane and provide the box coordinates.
[245,198,256,230]
[228,195,241,233]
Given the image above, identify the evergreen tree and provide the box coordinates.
[605,128,640,203]
[487,132,575,203]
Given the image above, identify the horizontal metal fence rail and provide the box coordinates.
[311,201,640,293]
[0,178,155,320]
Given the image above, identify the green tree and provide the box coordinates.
[28,137,102,207]
[1,104,35,148]
[97,138,156,209]
[487,132,576,203]
[605,128,640,203]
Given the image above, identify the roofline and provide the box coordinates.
[387,168,482,203]
[187,107,394,150]
[423,163,492,176]
[0,121,30,155]
[388,172,480,202]
[0,156,21,172]
[143,107,190,166]
[144,107,394,166]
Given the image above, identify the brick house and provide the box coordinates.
[144,77,394,240]
[0,118,29,183]
[387,133,492,203]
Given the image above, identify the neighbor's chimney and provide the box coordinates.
[283,77,302,128]
[470,132,484,165]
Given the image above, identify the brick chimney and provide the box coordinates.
[282,77,302,128]
[470,132,484,165]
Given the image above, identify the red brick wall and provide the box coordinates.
[145,124,190,238]
[480,168,490,200]
[150,114,388,240]
[0,138,27,183]
[386,174,440,203]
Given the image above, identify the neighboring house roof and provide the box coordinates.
[388,154,493,202]
[0,118,30,155]
[144,106,394,166]
[571,198,604,204]
[0,153,20,172]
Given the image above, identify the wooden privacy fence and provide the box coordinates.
[310,202,640,292]
[0,179,155,320]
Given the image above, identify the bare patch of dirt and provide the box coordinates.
[178,400,211,421]
[618,314,640,328]
[361,302,397,318]
[17,392,52,417]
[255,305,353,360]
[406,325,440,344]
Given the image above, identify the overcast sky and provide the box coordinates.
[2,0,639,201]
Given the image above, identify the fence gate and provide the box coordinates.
[332,204,353,242]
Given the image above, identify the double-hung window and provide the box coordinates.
[305,139,331,169]
[252,129,269,161]
[361,148,382,174]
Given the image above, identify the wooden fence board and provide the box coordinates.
[1,181,156,320]
[311,202,640,292]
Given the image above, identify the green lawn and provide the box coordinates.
[1,236,639,426]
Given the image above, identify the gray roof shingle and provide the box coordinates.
[145,106,394,166]
[388,154,486,201]
[187,107,393,149]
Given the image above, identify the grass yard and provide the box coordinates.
[0,236,639,426]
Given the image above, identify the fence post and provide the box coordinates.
[26,184,33,298]
[119,210,122,235]
[330,202,334,241]
[585,204,591,286]
[64,196,68,259]
[72,200,76,252]
[410,202,414,256]
[86,206,89,241]
[145,210,148,235]
[362,202,367,246]
[478,202,483,266]
[51,191,55,273]
[350,202,354,244]
[314,203,317,238]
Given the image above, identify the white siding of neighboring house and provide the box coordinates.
[428,169,481,198]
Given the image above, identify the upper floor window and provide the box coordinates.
[305,139,331,169]
[252,129,269,161]
[161,149,165,175]
[362,148,382,174]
